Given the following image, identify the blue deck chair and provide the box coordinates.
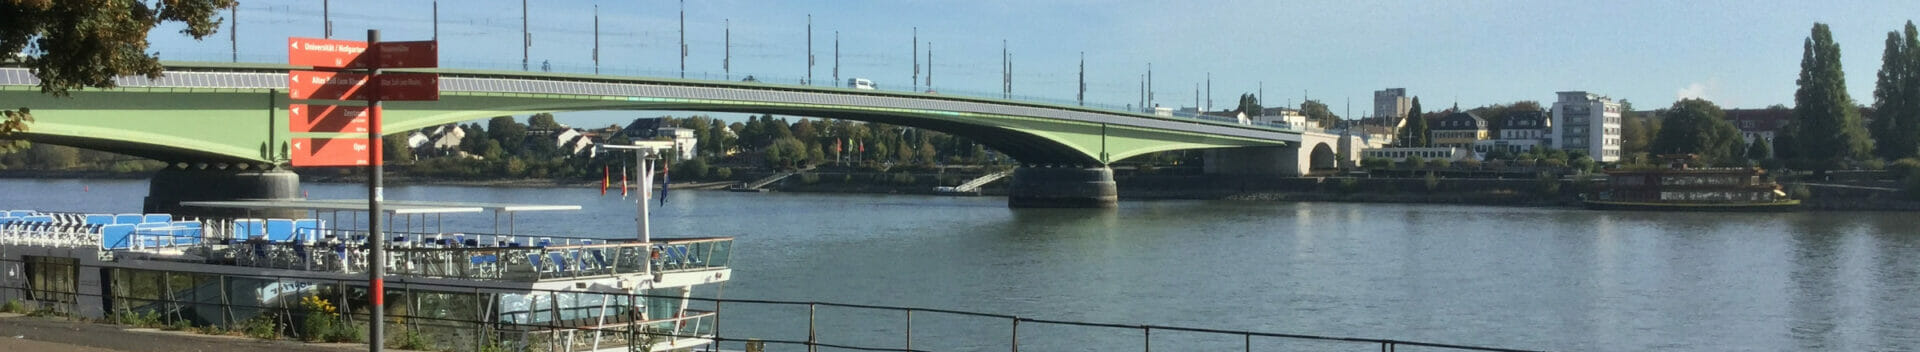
[7,210,31,217]
[21,215,53,224]
[548,252,571,274]
[589,249,610,272]
[526,253,547,272]
[537,238,553,247]
[0,217,17,224]
[264,219,295,242]
[84,214,114,225]
[114,214,143,225]
[99,224,136,249]
[142,214,171,224]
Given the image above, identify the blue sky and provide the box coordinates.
[148,0,1920,127]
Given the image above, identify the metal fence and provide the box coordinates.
[0,257,1549,352]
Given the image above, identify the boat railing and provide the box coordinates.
[109,226,732,282]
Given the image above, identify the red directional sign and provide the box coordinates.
[288,38,370,69]
[289,71,438,101]
[289,38,438,69]
[375,41,439,69]
[290,138,377,166]
[288,70,368,100]
[373,73,441,101]
[290,104,370,133]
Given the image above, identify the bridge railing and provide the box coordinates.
[10,46,1309,135]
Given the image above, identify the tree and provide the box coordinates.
[0,108,29,153]
[1620,100,1656,163]
[1872,22,1920,160]
[2,0,237,95]
[1234,93,1262,116]
[1651,99,1746,165]
[1747,137,1773,161]
[1299,100,1338,128]
[1397,97,1429,147]
[382,133,413,164]
[1792,23,1873,172]
[487,116,528,153]
[527,113,563,130]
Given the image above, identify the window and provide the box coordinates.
[25,256,79,304]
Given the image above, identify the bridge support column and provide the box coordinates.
[1007,166,1117,208]
[143,166,303,219]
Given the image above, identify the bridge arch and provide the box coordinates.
[1309,142,1337,171]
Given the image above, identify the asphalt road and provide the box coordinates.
[0,314,378,352]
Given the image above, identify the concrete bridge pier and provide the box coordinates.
[143,166,304,219]
[1007,166,1118,208]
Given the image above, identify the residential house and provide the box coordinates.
[1474,110,1551,154]
[1430,110,1488,150]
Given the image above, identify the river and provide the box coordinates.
[3,178,1917,351]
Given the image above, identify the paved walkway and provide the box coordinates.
[0,314,379,352]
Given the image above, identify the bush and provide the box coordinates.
[713,167,733,179]
[1424,172,1440,193]
[242,314,279,340]
[1428,159,1452,169]
[798,172,820,184]
[387,326,432,350]
[1889,158,1920,180]
[1361,157,1393,170]
[0,299,23,314]
[1536,171,1562,196]
[1402,156,1426,169]
[1458,159,1482,169]
[1336,178,1360,194]
[675,158,710,179]
[1863,158,1887,171]
[1570,156,1596,173]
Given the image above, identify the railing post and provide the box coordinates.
[905,309,912,351]
[1245,333,1250,352]
[1143,326,1150,352]
[807,303,817,352]
[1010,318,1019,352]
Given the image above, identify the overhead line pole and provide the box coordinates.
[229,5,236,62]
[724,19,731,80]
[806,14,813,85]
[432,1,438,40]
[323,0,330,38]
[679,0,686,78]
[593,5,599,74]
[521,0,529,71]
[912,27,918,92]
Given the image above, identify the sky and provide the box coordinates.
[146,0,1920,127]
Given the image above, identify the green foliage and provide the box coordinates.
[1361,157,1393,170]
[1458,158,1482,169]
[0,299,23,314]
[1870,22,1920,160]
[1890,158,1920,179]
[113,310,163,328]
[1423,172,1440,193]
[1398,97,1429,147]
[1746,137,1773,161]
[1791,23,1874,172]
[2,1,237,95]
[714,167,733,179]
[1428,159,1451,169]
[1570,156,1596,173]
[1299,99,1339,129]
[1651,99,1747,165]
[676,158,710,179]
[1402,155,1425,169]
[1336,178,1361,194]
[386,326,432,350]
[764,137,808,169]
[242,314,278,340]
[1,108,31,154]
[1536,171,1562,196]
[1864,158,1887,170]
[1235,93,1263,116]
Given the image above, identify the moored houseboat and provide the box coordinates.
[1585,155,1798,211]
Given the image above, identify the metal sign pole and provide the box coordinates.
[366,29,387,352]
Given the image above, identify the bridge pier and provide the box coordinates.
[1007,166,1118,208]
[143,166,304,219]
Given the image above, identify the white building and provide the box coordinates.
[1474,110,1552,154]
[1550,91,1622,162]
[657,127,699,160]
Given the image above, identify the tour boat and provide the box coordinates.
[1584,154,1799,211]
[0,143,724,352]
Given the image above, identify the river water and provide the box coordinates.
[3,178,1917,351]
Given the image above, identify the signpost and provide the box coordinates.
[286,31,437,352]
[289,104,370,133]
[288,137,374,166]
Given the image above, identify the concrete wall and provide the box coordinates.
[1202,131,1370,176]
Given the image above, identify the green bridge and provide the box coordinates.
[1,62,1359,208]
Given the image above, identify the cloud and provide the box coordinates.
[1677,82,1710,101]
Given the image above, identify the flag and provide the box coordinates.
[621,164,630,198]
[600,166,609,195]
[659,159,671,205]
